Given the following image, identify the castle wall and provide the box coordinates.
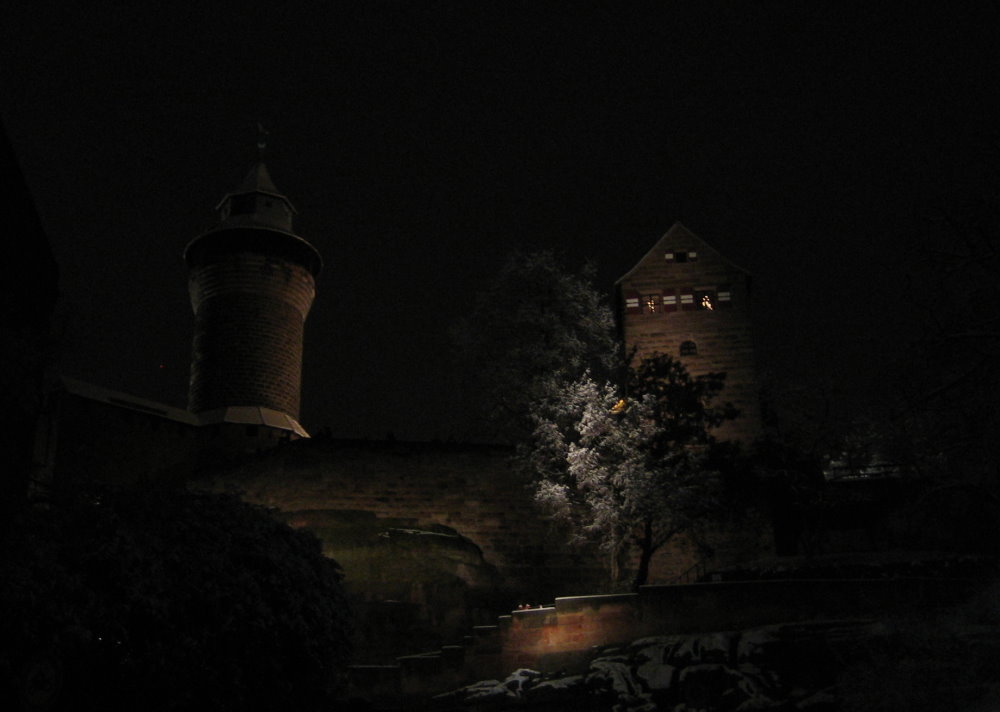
[642,506,775,584]
[490,577,982,673]
[199,440,610,604]
[355,576,986,701]
[196,439,774,610]
[44,383,773,603]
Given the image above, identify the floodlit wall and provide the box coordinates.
[469,577,984,678]
[200,439,609,601]
[353,576,986,700]
[617,224,761,443]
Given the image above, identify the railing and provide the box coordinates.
[669,559,709,585]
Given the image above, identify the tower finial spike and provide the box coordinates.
[256,122,269,161]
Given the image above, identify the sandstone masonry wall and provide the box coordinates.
[202,439,775,607]
[202,440,609,602]
[188,251,316,418]
[618,224,761,443]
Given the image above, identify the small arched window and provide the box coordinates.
[680,340,697,356]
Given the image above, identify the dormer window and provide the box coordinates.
[665,251,698,263]
[229,194,256,216]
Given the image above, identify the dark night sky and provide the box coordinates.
[2,2,998,439]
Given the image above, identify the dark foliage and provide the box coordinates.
[905,197,1000,487]
[452,249,618,442]
[0,486,352,711]
[838,594,1000,712]
[625,351,740,450]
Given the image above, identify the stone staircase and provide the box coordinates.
[345,576,987,707]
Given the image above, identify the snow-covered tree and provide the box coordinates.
[527,354,738,588]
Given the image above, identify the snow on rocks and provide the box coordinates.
[434,621,886,710]
[434,669,542,706]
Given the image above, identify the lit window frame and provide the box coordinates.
[694,287,718,311]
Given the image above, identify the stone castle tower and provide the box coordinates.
[184,162,322,440]
[617,222,760,442]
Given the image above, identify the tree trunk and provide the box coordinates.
[632,519,654,591]
[609,532,630,585]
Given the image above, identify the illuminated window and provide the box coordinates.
[680,289,695,310]
[718,285,732,308]
[680,341,697,356]
[643,294,661,313]
[695,288,717,311]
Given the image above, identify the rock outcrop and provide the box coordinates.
[435,618,1000,711]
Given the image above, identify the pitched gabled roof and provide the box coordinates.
[615,222,751,284]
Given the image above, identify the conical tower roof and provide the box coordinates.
[233,161,283,196]
[184,161,321,277]
[212,161,298,231]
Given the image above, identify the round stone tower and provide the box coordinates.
[184,162,321,438]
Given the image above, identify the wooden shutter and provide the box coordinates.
[662,288,678,312]
[718,285,733,308]
[623,289,641,314]
[680,287,695,311]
